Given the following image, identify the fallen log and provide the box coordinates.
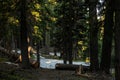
[55,63,89,74]
[55,63,80,70]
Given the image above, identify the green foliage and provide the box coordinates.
[0,0,20,49]
[52,0,90,60]
[33,25,43,43]
[0,0,106,61]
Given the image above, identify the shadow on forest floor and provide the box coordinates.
[0,62,114,80]
[0,56,114,80]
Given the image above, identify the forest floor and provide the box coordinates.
[0,62,114,80]
[0,56,114,80]
[0,62,87,80]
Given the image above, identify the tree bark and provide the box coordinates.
[63,27,68,64]
[68,27,73,64]
[63,26,73,64]
[100,0,114,73]
[115,10,120,80]
[89,1,99,71]
[62,1,73,64]
[20,0,30,69]
[36,42,40,68]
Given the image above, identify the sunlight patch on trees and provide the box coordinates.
[78,41,83,45]
[48,0,57,5]
[33,26,43,42]
[8,17,19,24]
[31,11,41,21]
[50,17,57,22]
[34,3,41,9]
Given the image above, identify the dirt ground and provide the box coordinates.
[16,68,86,80]
[0,55,114,80]
[0,54,87,80]
[0,62,114,80]
[0,62,88,80]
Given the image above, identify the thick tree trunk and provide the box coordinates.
[63,27,68,64]
[27,22,33,59]
[68,27,73,64]
[62,1,73,64]
[20,0,30,69]
[89,1,99,71]
[115,10,120,80]
[63,26,73,64]
[100,0,114,73]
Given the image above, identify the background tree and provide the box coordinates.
[89,0,99,71]
[20,0,30,68]
[114,0,120,79]
[61,0,73,64]
[0,0,20,50]
[100,0,114,74]
[54,0,89,63]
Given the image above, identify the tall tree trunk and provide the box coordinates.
[89,1,99,71]
[27,17,33,59]
[45,29,50,54]
[63,26,73,64]
[100,0,114,74]
[20,0,30,68]
[63,27,68,64]
[68,26,73,64]
[37,42,40,68]
[68,1,74,64]
[115,10,120,80]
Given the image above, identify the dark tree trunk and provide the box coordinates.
[37,42,40,68]
[115,10,120,80]
[63,26,73,64]
[27,20,33,59]
[100,0,114,74]
[63,27,68,64]
[20,0,30,68]
[68,27,73,64]
[89,1,99,71]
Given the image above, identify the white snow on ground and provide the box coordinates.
[40,57,90,69]
[11,49,90,69]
